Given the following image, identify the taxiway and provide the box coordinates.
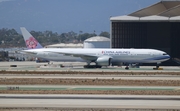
[0,75,179,80]
[0,94,180,109]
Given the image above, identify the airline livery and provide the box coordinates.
[20,27,170,69]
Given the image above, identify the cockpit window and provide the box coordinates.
[163,53,167,55]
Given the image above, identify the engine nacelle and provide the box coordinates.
[95,56,112,66]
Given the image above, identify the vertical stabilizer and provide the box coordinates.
[20,27,43,49]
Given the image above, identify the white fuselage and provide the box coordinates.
[22,48,170,64]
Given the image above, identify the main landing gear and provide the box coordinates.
[125,63,139,70]
[125,66,129,70]
[83,62,102,68]
[83,65,102,68]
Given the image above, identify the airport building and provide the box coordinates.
[110,1,180,64]
[83,36,110,48]
[46,36,110,49]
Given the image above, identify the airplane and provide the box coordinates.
[20,27,170,69]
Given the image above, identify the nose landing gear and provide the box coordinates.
[153,62,163,70]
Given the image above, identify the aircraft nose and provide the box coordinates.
[166,54,170,59]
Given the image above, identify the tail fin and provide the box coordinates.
[20,27,43,49]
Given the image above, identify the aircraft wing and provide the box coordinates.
[20,50,38,55]
[45,51,98,60]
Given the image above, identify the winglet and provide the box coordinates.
[20,27,43,49]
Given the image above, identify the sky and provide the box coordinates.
[0,0,160,34]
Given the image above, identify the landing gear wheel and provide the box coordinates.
[95,65,102,68]
[83,65,102,68]
[125,66,129,70]
[153,63,163,70]
[84,65,88,68]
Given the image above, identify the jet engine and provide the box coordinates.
[95,56,112,66]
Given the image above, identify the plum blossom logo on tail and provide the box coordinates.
[26,37,38,49]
